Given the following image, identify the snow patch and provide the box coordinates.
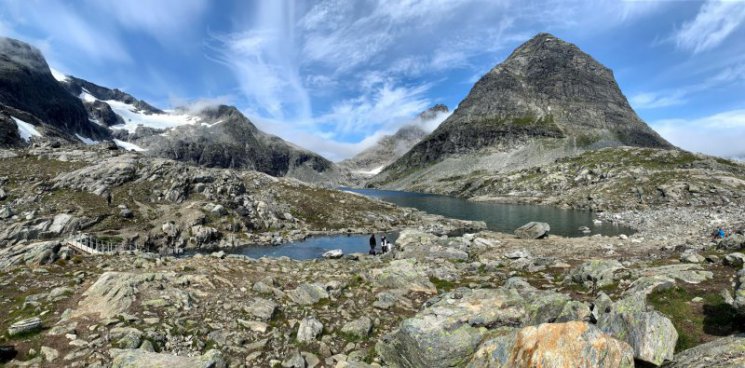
[353,165,385,176]
[50,67,69,82]
[113,139,147,152]
[79,88,97,103]
[75,134,98,145]
[11,117,42,141]
[106,100,200,133]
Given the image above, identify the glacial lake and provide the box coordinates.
[220,188,634,260]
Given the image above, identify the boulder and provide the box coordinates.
[514,222,550,239]
[297,316,323,342]
[244,298,278,321]
[369,259,436,293]
[210,204,227,217]
[717,234,745,250]
[110,327,143,349]
[0,241,61,269]
[0,206,11,219]
[288,283,329,305]
[322,249,344,259]
[73,271,174,318]
[110,348,225,368]
[680,251,705,264]
[569,259,624,288]
[598,309,677,366]
[8,317,42,336]
[341,317,372,339]
[665,335,745,367]
[468,322,634,368]
[724,252,745,267]
[376,287,571,368]
[734,268,745,314]
[120,208,134,219]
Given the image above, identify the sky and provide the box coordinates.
[1,0,744,161]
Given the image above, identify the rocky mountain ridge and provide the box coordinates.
[370,33,674,191]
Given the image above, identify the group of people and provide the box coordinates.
[712,226,741,240]
[368,233,393,255]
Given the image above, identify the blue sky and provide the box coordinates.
[1,0,744,161]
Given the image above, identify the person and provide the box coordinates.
[381,234,389,253]
[719,227,726,239]
[106,191,112,207]
[369,234,376,255]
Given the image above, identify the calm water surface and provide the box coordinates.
[223,188,634,260]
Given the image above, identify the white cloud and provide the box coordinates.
[653,109,745,159]
[674,0,745,53]
[85,0,208,45]
[630,91,687,109]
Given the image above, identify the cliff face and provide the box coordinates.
[372,33,673,189]
[0,37,110,145]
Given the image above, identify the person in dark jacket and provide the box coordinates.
[369,234,376,255]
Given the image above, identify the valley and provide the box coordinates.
[1,28,744,368]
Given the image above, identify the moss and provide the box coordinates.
[430,277,457,292]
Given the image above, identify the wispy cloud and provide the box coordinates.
[674,0,745,53]
[630,91,687,109]
[85,0,209,45]
[653,109,745,159]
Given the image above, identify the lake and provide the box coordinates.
[221,188,633,260]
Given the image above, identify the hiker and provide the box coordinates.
[106,191,112,207]
[369,234,376,255]
[718,227,726,239]
[381,234,389,253]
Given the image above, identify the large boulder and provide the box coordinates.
[369,259,436,293]
[110,348,225,368]
[598,307,678,366]
[717,234,745,250]
[73,272,174,319]
[0,241,61,270]
[376,287,571,368]
[514,222,550,239]
[7,317,42,336]
[569,259,624,288]
[665,335,745,367]
[468,322,635,368]
[341,317,373,339]
[244,298,278,321]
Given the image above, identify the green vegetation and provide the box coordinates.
[648,286,744,352]
[430,277,457,292]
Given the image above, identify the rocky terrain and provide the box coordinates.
[0,146,479,251]
[407,146,745,211]
[370,33,674,194]
[1,198,745,367]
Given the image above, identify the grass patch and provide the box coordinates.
[648,286,745,352]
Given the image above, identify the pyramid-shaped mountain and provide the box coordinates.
[372,33,674,187]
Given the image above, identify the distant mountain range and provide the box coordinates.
[0,37,338,182]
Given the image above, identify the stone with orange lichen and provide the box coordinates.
[467,321,634,368]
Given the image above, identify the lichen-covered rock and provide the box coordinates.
[297,316,323,342]
[73,271,174,319]
[287,283,329,305]
[598,309,677,366]
[514,222,550,239]
[341,316,372,339]
[8,317,42,336]
[369,259,436,293]
[244,298,278,321]
[376,287,571,368]
[569,259,623,288]
[0,240,61,269]
[717,234,745,250]
[110,348,225,368]
[665,335,745,367]
[467,322,634,368]
[734,268,745,314]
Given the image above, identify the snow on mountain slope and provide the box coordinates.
[113,139,146,152]
[75,133,98,145]
[50,67,69,82]
[11,116,42,141]
[102,99,201,133]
